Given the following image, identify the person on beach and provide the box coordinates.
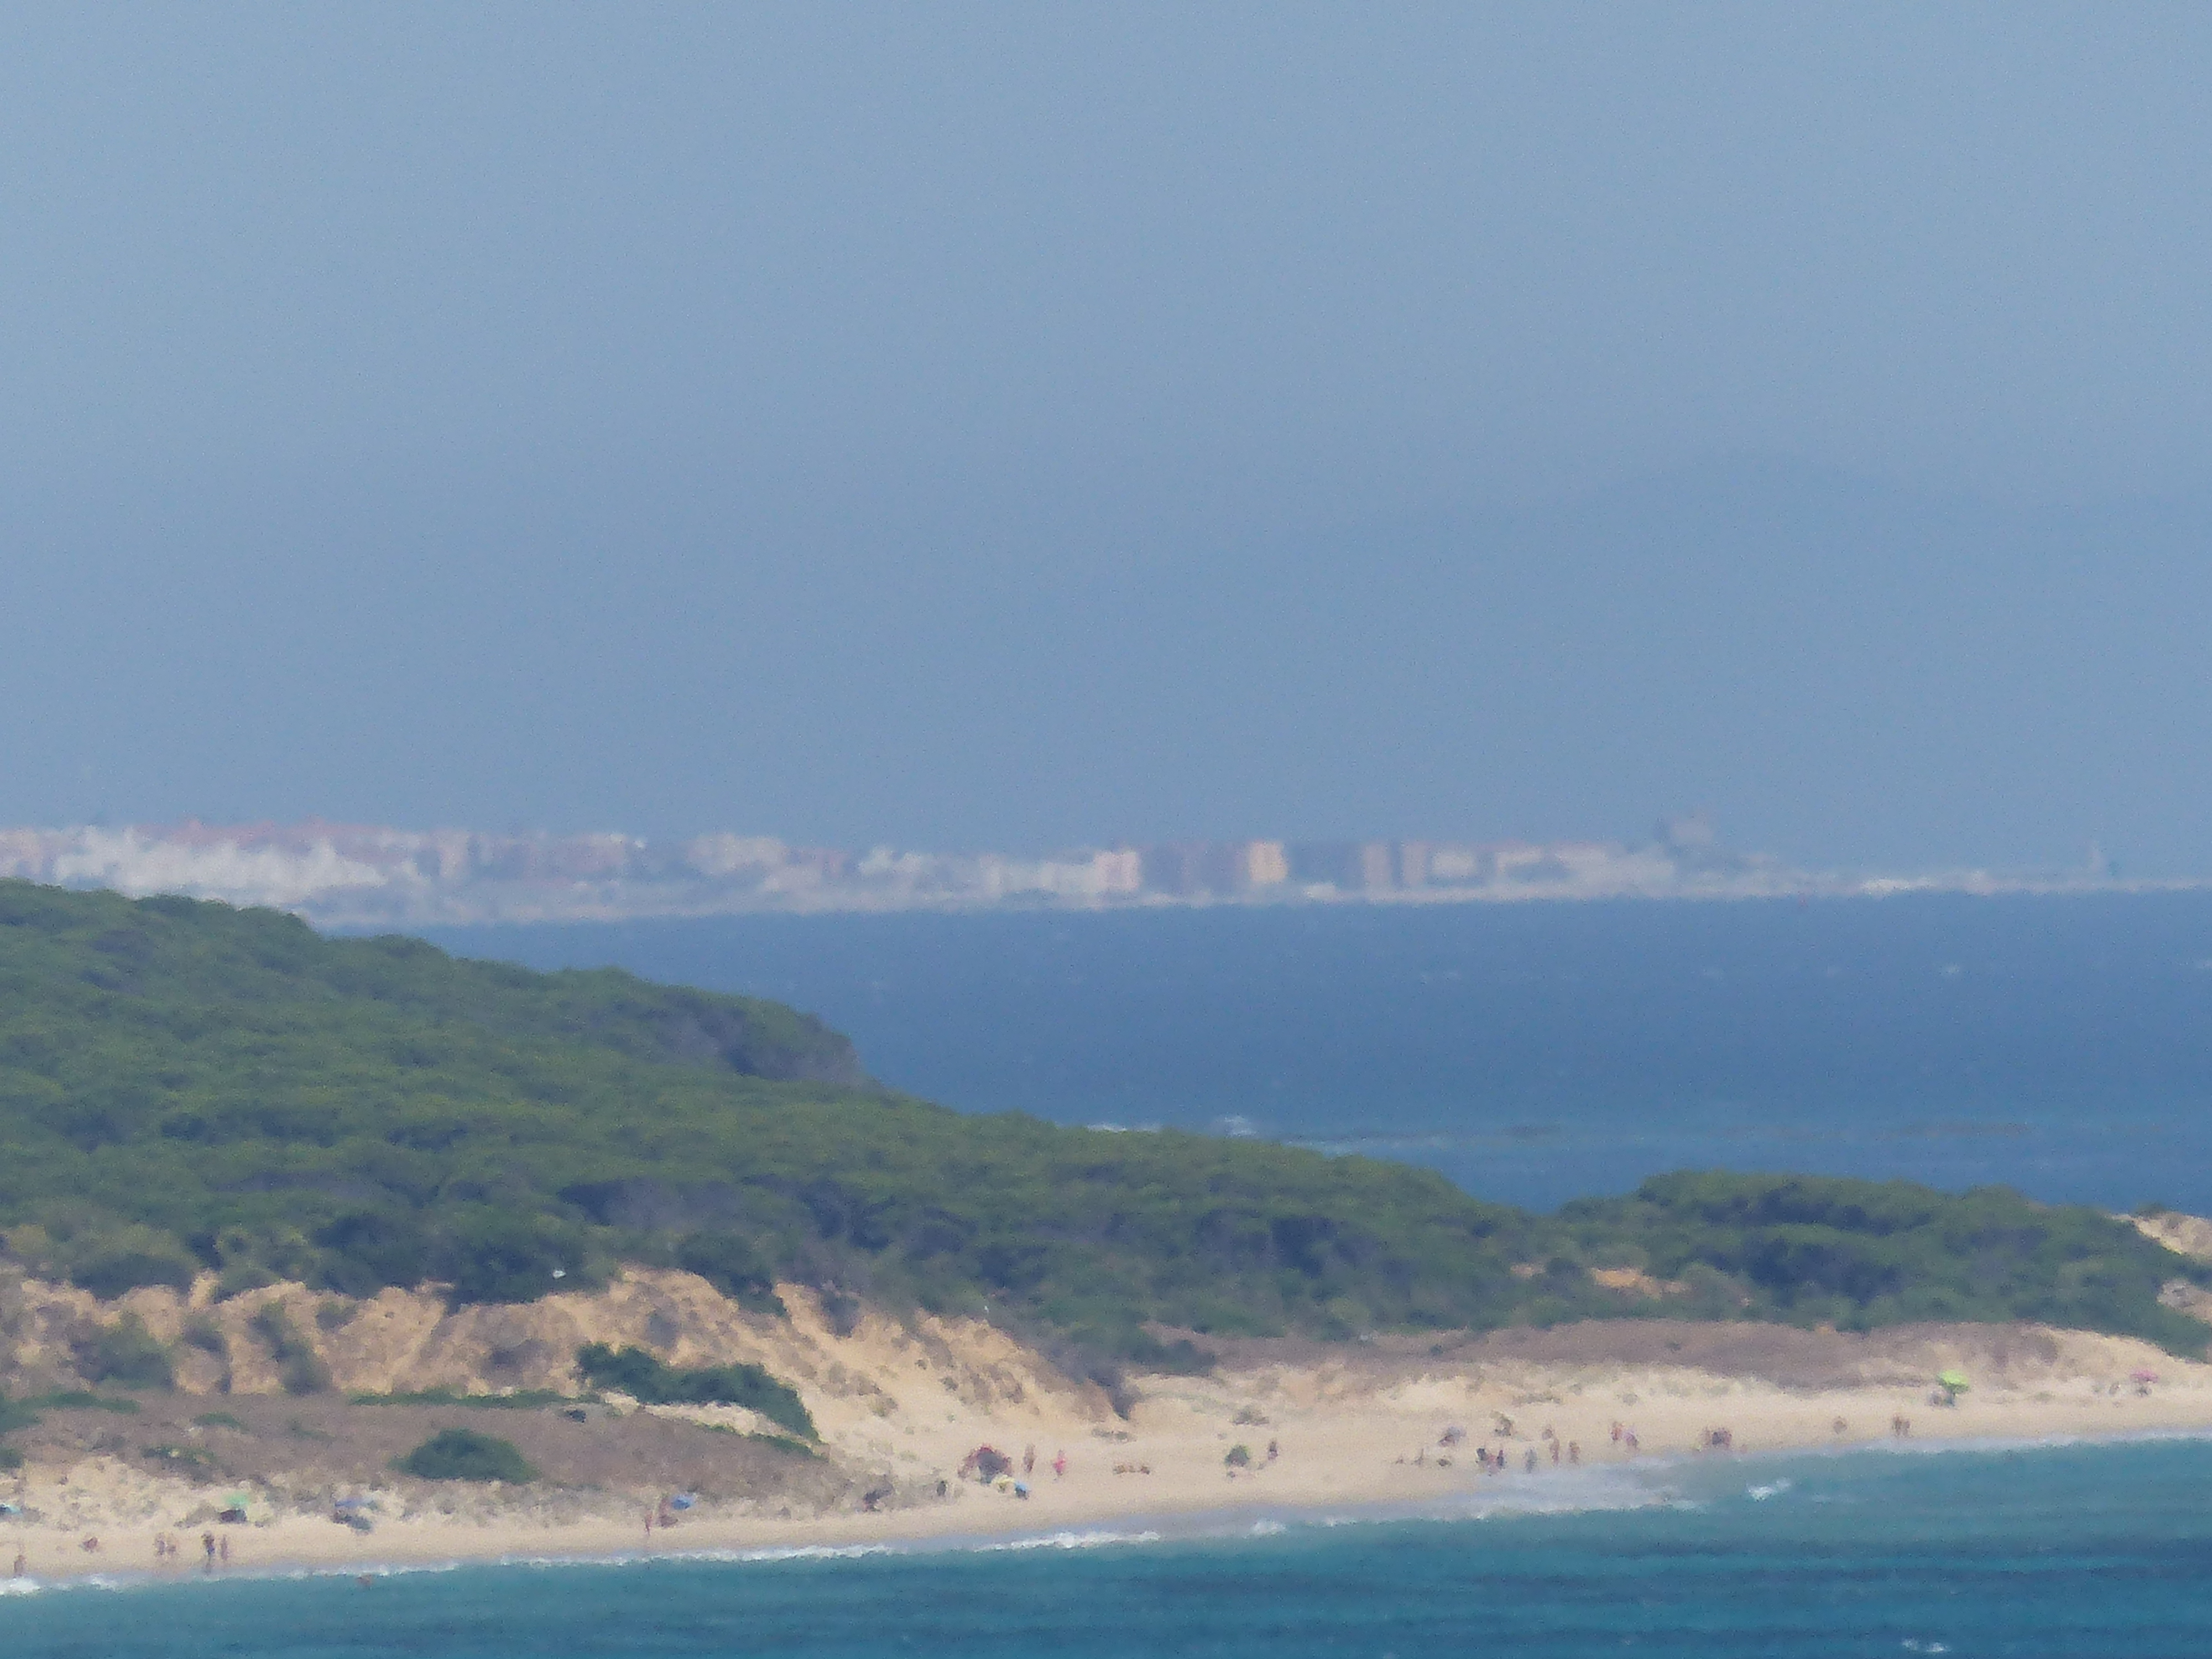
[1023,1444,1036,1476]
[1524,1447,1537,1473]
[219,1535,229,1566]
[1053,1450,1067,1478]
[1550,1439,1560,1465]
[202,1532,216,1568]
[1624,1429,1639,1453]
[11,1549,25,1579]
[1568,1441,1580,1465]
[1610,1421,1621,1444]
[644,1509,654,1544]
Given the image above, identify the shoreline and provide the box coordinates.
[9,1285,2212,1592]
[13,1409,2212,1592]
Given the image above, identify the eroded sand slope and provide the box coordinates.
[6,1261,2212,1580]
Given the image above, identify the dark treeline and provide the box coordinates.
[0,881,2204,1361]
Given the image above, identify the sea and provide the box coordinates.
[416,890,2212,1212]
[14,892,2212,1653]
[9,1437,2212,1654]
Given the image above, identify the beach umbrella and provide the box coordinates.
[2132,1369,2158,1385]
[1937,1369,1970,1400]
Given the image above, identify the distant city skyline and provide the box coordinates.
[0,816,2158,929]
[4,13,2209,874]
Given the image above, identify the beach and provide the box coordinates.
[8,1266,2212,1584]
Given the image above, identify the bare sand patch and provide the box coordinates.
[5,1270,2211,1583]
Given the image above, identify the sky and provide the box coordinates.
[4,5,2211,873]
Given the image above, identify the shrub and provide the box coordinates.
[248,1305,331,1395]
[314,1210,429,1297]
[192,1411,247,1430]
[26,1389,137,1413]
[74,1314,174,1389]
[574,1343,815,1439]
[349,1388,573,1409]
[140,1442,215,1476]
[440,1213,589,1306]
[213,1263,278,1301]
[179,1314,227,1356]
[61,1227,198,1300]
[676,1232,785,1314]
[1224,1443,1251,1468]
[0,1445,20,1471]
[1120,1329,1216,1375]
[395,1427,538,1483]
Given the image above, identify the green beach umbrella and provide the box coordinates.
[1937,1369,1970,1399]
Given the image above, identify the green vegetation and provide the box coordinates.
[21,1389,140,1413]
[0,1392,32,1472]
[192,1411,247,1430]
[248,1304,331,1395]
[72,1316,173,1389]
[350,1388,580,1410]
[0,883,2203,1365]
[575,1343,816,1439]
[1558,1172,2212,1352]
[395,1427,538,1483]
[140,1442,215,1475]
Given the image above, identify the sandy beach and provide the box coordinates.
[8,1262,2212,1585]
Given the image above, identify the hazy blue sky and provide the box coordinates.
[6,6,2211,872]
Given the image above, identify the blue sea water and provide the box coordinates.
[414,893,2212,1212]
[158,895,2207,1656]
[10,1438,2212,1655]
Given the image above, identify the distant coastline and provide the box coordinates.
[0,818,2171,928]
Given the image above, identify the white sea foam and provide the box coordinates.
[977,1528,1162,1553]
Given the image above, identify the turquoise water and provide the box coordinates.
[10,1438,2212,1655]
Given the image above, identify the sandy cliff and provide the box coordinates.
[7,1262,2212,1582]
